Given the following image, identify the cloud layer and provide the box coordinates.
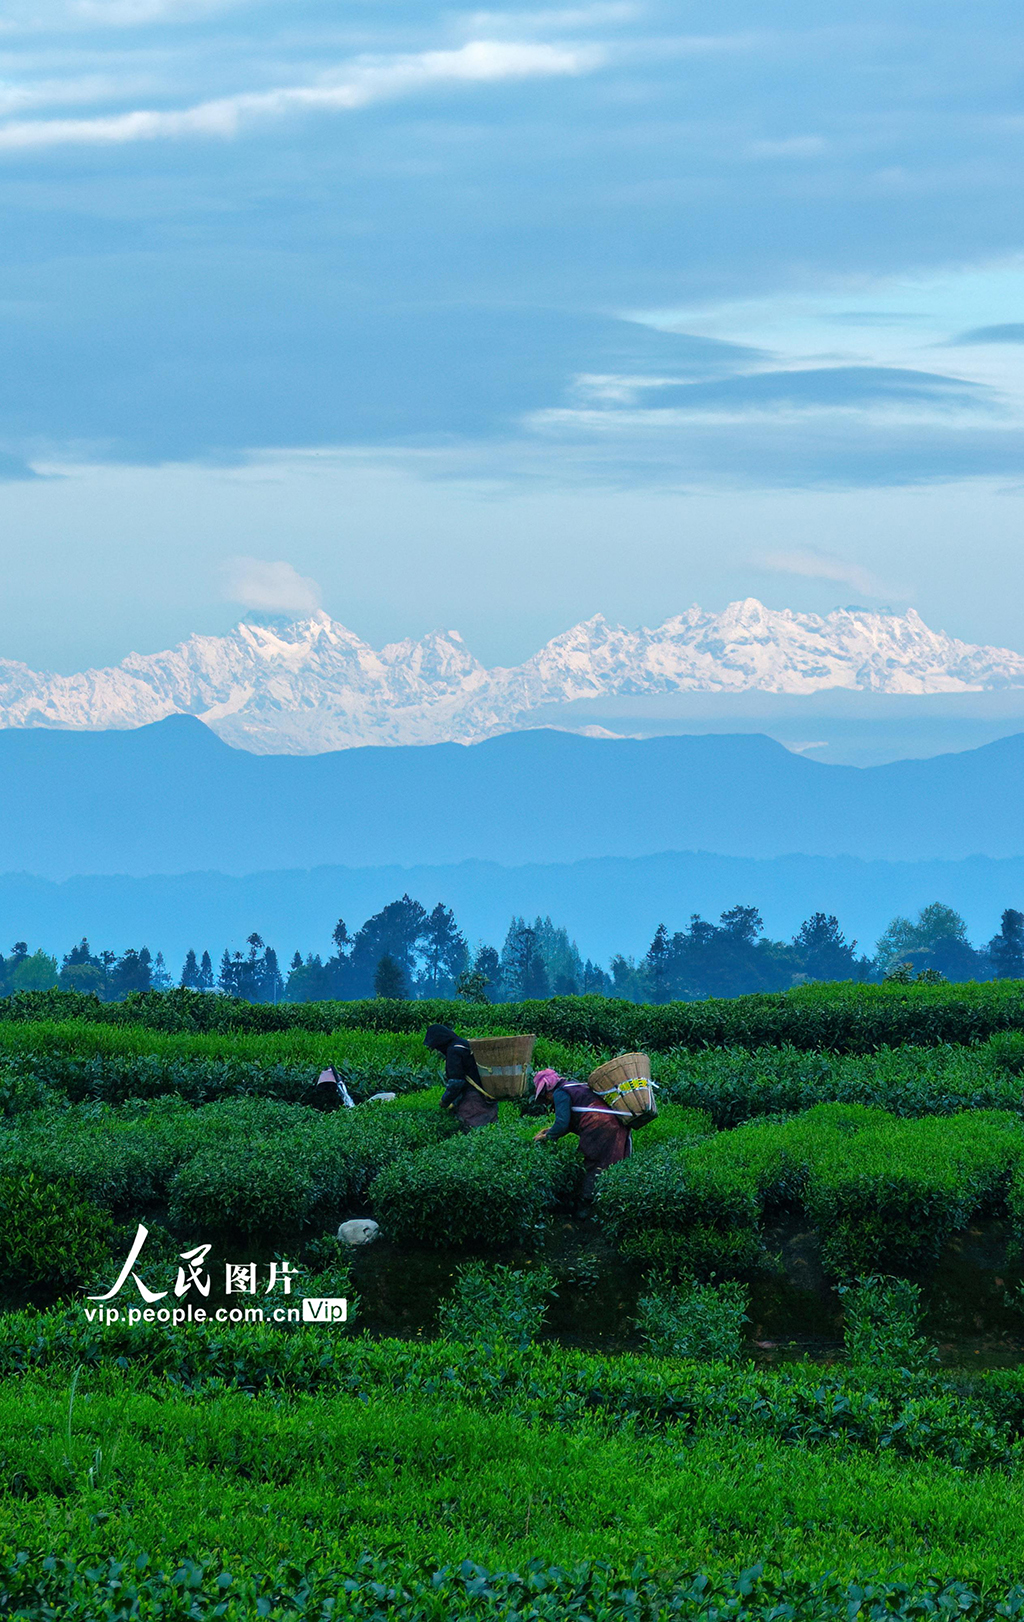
[0,40,599,149]
[222,558,322,613]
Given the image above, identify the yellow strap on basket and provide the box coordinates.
[593,1079,649,1096]
[465,1077,498,1100]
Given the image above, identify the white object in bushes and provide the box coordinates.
[338,1219,380,1246]
[365,1091,397,1103]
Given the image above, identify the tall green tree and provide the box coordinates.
[500,919,548,1002]
[644,924,671,1003]
[59,938,106,997]
[418,903,469,998]
[793,913,858,982]
[531,916,583,995]
[349,896,428,998]
[989,909,1024,979]
[876,902,980,981]
[10,949,58,992]
[374,953,408,998]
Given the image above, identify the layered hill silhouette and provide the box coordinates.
[4,715,1024,879]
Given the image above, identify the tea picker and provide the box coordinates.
[533,1054,657,1215]
[424,1023,498,1130]
[305,1066,356,1112]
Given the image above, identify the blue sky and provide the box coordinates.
[2,0,1024,670]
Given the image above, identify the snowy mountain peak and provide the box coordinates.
[2,600,1023,754]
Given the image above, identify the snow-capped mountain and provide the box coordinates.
[3,600,1024,754]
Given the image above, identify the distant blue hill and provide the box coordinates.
[2,716,1024,880]
[3,851,1024,967]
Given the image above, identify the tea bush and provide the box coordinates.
[167,1135,317,1240]
[597,1106,1024,1281]
[595,1147,762,1275]
[0,1169,113,1298]
[1,1550,1020,1622]
[805,1110,1024,1275]
[840,1275,936,1372]
[437,1260,557,1347]
[635,1276,750,1361]
[167,1107,451,1242]
[370,1129,557,1249]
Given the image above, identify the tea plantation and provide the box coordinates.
[6,983,1024,1617]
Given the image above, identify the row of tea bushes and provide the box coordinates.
[5,980,1024,1051]
[6,1310,1024,1471]
[0,1018,595,1112]
[598,1104,1024,1276]
[0,1091,713,1297]
[8,1549,1011,1622]
[0,1096,457,1298]
[5,1366,1024,1612]
[8,1093,1024,1293]
[656,1035,1024,1124]
[10,1015,1024,1124]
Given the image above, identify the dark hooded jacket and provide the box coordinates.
[423,1024,485,1110]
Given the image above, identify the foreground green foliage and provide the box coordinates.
[8,987,1024,1605]
[5,1325,1024,1610]
[5,1552,1024,1622]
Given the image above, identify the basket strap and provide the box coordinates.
[570,1103,634,1119]
[464,1077,498,1100]
[478,1065,524,1076]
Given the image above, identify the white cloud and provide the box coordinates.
[0,38,603,150]
[222,557,322,613]
[0,75,143,117]
[755,546,896,598]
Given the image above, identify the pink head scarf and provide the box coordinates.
[533,1068,563,1101]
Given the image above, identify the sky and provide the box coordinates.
[2,0,1024,672]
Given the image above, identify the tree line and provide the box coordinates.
[1,898,1022,1005]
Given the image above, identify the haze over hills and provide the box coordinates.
[3,600,1024,755]
[3,717,1024,881]
[7,853,1024,969]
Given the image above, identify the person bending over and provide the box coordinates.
[532,1066,632,1213]
[423,1023,498,1131]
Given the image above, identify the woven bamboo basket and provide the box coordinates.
[587,1052,656,1119]
[468,1035,537,1100]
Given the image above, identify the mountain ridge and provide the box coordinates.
[4,599,1024,754]
[2,717,1024,880]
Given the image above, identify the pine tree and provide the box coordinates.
[151,951,171,990]
[531,916,583,995]
[348,896,428,998]
[180,949,200,990]
[374,953,408,998]
[500,919,548,1001]
[419,903,469,997]
[644,924,670,1003]
[218,949,235,995]
[260,946,283,1004]
[793,913,857,982]
[198,951,214,991]
[989,909,1024,979]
